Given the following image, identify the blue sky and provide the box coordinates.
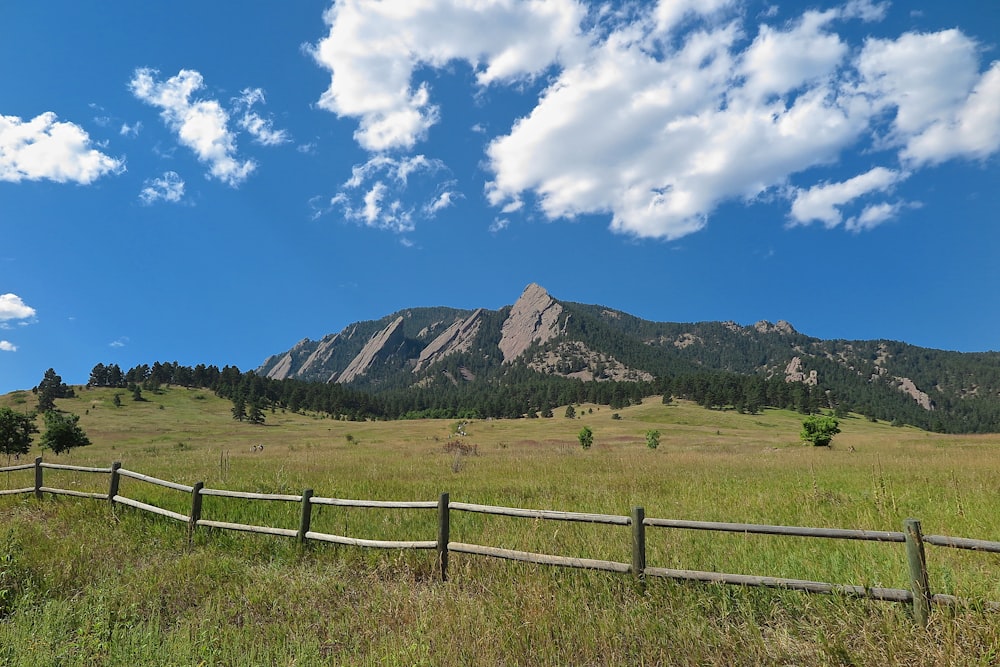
[2,0,998,393]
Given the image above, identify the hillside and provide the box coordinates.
[257,284,1000,433]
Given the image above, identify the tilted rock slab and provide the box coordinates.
[337,316,405,384]
[414,309,483,373]
[498,283,566,363]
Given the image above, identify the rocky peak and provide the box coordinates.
[498,283,566,363]
[336,316,405,384]
[755,319,797,335]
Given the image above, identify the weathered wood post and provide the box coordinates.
[298,489,314,546]
[438,492,450,582]
[108,461,122,506]
[33,457,43,500]
[188,481,204,545]
[631,506,646,590]
[904,518,932,627]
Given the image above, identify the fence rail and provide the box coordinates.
[3,456,999,627]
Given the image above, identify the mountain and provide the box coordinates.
[257,284,1000,431]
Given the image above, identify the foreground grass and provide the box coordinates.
[2,387,1000,664]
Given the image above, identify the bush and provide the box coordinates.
[578,426,593,450]
[800,414,840,447]
[645,430,660,449]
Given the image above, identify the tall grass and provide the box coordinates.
[2,387,1000,664]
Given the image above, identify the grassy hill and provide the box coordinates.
[2,386,1000,664]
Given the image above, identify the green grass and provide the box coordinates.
[2,387,1000,664]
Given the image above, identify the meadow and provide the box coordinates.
[2,386,999,665]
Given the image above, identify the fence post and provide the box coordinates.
[438,492,450,582]
[33,457,43,500]
[298,489,314,545]
[108,461,122,506]
[188,481,204,545]
[904,518,932,627]
[632,506,646,590]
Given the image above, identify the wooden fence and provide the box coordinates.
[4,457,1000,627]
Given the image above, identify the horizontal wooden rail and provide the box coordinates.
[449,542,631,573]
[41,487,107,500]
[113,495,189,523]
[304,531,437,549]
[118,468,193,493]
[643,566,913,602]
[311,496,437,509]
[0,463,36,473]
[196,519,298,538]
[451,502,630,525]
[924,534,1000,554]
[643,518,906,543]
[0,487,33,496]
[41,462,113,474]
[199,488,301,502]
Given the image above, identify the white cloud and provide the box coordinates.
[486,14,871,239]
[489,217,509,233]
[120,121,142,137]
[0,113,124,184]
[845,201,902,232]
[235,88,291,146]
[900,62,1000,166]
[139,171,185,205]
[736,10,847,104]
[129,68,255,186]
[0,294,36,322]
[314,1,1000,239]
[318,155,456,233]
[0,341,16,352]
[789,166,906,227]
[109,337,128,348]
[653,0,736,35]
[424,189,458,215]
[310,0,588,151]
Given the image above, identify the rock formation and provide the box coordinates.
[498,284,566,363]
[414,309,483,373]
[336,316,405,384]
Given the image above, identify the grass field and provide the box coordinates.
[2,386,1000,665]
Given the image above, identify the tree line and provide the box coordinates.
[75,358,988,432]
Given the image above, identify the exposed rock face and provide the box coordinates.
[498,284,566,363]
[336,316,405,384]
[263,334,344,381]
[414,309,483,373]
[785,356,818,385]
[674,333,701,349]
[262,342,304,380]
[896,377,935,410]
[528,341,654,382]
[755,320,797,335]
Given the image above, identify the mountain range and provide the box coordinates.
[257,284,1000,432]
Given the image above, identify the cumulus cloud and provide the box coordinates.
[139,171,185,205]
[315,0,1000,239]
[0,341,16,352]
[315,155,457,233]
[129,68,255,186]
[789,166,906,228]
[310,0,588,151]
[0,113,124,184]
[0,293,36,322]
